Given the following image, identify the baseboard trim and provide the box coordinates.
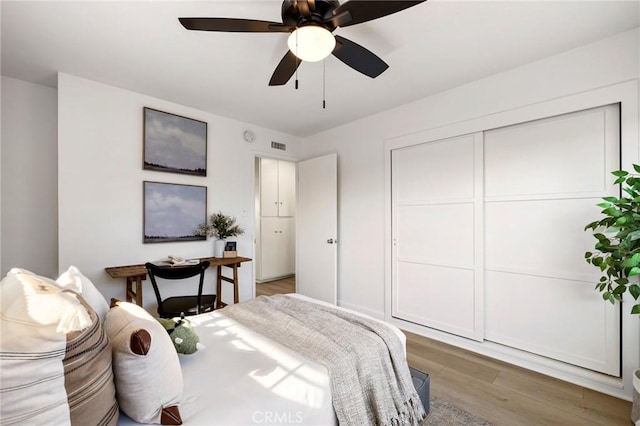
[256,274,294,284]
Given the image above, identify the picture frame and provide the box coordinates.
[143,181,207,243]
[143,107,207,176]
[223,242,238,258]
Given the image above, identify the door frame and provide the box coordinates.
[383,80,639,400]
[253,154,299,293]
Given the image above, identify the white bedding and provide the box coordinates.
[118,294,405,425]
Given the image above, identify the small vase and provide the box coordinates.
[214,239,226,258]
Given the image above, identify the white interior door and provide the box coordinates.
[296,154,338,304]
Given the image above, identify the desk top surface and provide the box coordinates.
[105,256,252,279]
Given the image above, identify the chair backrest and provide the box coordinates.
[144,261,210,316]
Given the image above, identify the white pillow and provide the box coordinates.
[57,265,110,321]
[105,300,183,425]
[10,266,110,322]
[0,270,92,425]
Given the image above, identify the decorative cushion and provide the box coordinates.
[9,266,110,322]
[105,299,183,425]
[63,295,119,425]
[57,265,110,321]
[0,270,92,425]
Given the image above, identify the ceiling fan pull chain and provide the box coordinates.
[322,59,326,109]
[295,28,299,90]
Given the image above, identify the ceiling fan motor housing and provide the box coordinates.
[281,0,341,29]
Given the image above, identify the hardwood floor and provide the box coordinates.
[255,276,295,297]
[255,278,632,425]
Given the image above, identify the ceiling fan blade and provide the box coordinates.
[269,51,302,86]
[297,0,312,18]
[332,35,388,78]
[326,1,426,27]
[179,18,292,33]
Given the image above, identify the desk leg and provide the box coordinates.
[215,264,240,308]
[216,265,223,309]
[232,264,239,304]
[126,276,143,306]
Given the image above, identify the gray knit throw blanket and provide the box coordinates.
[222,295,426,426]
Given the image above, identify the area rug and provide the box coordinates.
[422,397,494,425]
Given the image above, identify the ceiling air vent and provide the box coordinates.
[271,141,287,151]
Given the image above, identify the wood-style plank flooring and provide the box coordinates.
[256,276,295,297]
[255,277,632,425]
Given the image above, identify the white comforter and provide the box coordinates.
[119,294,405,425]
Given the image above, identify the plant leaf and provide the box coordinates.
[633,164,640,174]
[613,285,627,295]
[628,267,640,277]
[629,284,640,300]
[615,216,628,226]
[612,170,629,177]
[626,230,640,242]
[621,253,640,268]
[631,304,640,314]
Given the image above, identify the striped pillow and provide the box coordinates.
[0,269,118,425]
[0,271,85,424]
[64,295,119,425]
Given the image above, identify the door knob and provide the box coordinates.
[327,238,335,244]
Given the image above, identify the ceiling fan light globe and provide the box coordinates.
[287,26,336,62]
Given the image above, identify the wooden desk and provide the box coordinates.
[105,256,252,308]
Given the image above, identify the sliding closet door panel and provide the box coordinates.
[484,105,620,376]
[394,137,475,203]
[397,204,474,267]
[485,271,614,373]
[392,134,483,340]
[396,263,475,335]
[485,199,601,279]
[485,108,611,199]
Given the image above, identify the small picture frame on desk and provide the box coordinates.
[223,242,237,258]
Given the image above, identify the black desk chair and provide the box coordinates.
[145,261,216,319]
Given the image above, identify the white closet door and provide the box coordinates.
[260,217,285,279]
[260,158,279,217]
[391,134,484,340]
[278,161,296,217]
[281,217,295,274]
[484,105,620,375]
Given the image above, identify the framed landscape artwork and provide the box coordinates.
[143,107,207,176]
[143,181,207,243]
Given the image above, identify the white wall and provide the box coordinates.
[1,77,58,277]
[57,73,301,308]
[300,28,640,398]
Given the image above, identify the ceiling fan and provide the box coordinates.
[179,0,426,86]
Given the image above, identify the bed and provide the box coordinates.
[118,294,409,425]
[0,268,426,426]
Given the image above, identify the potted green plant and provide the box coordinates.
[197,211,244,257]
[584,165,640,314]
[584,164,640,423]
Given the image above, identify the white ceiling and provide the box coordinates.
[2,1,638,137]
